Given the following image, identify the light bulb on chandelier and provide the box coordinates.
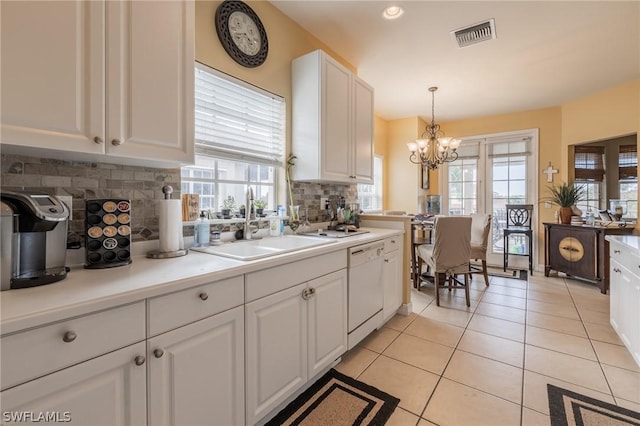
[407,87,461,170]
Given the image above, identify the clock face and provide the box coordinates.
[215,1,268,68]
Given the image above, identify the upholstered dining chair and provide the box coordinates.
[470,213,492,286]
[417,216,472,307]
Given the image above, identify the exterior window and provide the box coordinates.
[182,63,285,216]
[575,182,600,215]
[574,145,605,215]
[618,144,637,219]
[358,155,383,212]
[447,143,480,215]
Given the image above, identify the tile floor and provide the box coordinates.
[335,272,640,425]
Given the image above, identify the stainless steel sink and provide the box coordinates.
[191,235,337,260]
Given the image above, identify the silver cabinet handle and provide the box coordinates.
[614,249,621,254]
[199,292,209,301]
[62,331,77,343]
[111,139,122,146]
[302,288,316,300]
[93,136,104,144]
[384,259,389,263]
[613,268,622,274]
[391,240,396,244]
[134,355,146,366]
[153,349,164,358]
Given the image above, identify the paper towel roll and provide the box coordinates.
[159,199,181,253]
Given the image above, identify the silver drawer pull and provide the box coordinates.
[384,259,389,263]
[390,240,396,243]
[62,331,77,343]
[614,249,621,254]
[153,349,165,358]
[613,268,622,274]
[134,355,146,366]
[199,292,209,301]
[111,138,122,146]
[93,136,104,144]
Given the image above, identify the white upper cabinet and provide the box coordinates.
[292,50,374,183]
[0,0,194,166]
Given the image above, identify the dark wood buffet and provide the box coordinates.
[544,223,634,293]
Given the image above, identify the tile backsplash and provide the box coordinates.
[1,154,180,244]
[1,153,360,244]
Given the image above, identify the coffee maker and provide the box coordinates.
[1,191,70,290]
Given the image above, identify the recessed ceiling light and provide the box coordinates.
[382,5,404,20]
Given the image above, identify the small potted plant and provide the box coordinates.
[546,182,585,224]
[239,204,246,218]
[221,196,235,219]
[254,199,267,216]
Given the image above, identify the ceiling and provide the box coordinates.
[270,1,640,122]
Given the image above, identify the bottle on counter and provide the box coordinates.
[269,213,281,237]
[193,210,210,247]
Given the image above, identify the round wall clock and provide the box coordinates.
[215,1,269,68]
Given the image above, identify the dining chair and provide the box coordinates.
[503,204,533,274]
[470,213,492,286]
[417,216,472,307]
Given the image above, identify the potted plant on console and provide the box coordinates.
[254,199,266,216]
[221,196,235,219]
[547,182,585,224]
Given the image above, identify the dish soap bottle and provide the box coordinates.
[194,210,210,247]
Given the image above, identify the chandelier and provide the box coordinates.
[407,87,461,170]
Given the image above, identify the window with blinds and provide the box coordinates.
[194,62,285,166]
[618,144,637,180]
[574,145,605,181]
[358,155,383,212]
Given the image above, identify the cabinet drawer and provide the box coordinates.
[147,275,244,336]
[384,236,400,253]
[610,243,640,273]
[1,302,145,391]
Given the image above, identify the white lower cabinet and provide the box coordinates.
[148,306,244,426]
[246,269,348,425]
[0,342,147,425]
[382,237,403,323]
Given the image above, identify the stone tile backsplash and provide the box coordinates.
[1,153,359,244]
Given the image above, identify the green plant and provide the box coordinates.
[221,196,235,210]
[254,199,267,210]
[546,182,585,207]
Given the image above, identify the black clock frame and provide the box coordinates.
[215,1,269,68]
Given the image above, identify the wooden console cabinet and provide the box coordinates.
[544,223,633,293]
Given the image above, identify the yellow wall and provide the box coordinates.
[385,117,423,212]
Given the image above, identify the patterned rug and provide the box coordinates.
[265,369,400,426]
[548,384,640,425]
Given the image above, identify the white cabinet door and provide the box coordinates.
[352,76,374,183]
[610,259,623,334]
[382,248,402,322]
[106,0,194,164]
[307,269,348,378]
[246,283,308,425]
[0,342,146,426]
[148,306,244,426]
[0,1,104,154]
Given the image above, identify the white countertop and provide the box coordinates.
[0,228,401,335]
[605,234,640,252]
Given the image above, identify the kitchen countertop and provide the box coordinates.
[0,228,401,335]
[605,234,640,252]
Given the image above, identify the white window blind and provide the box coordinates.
[195,62,285,166]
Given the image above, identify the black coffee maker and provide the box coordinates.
[1,191,69,290]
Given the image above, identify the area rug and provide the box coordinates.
[265,369,400,426]
[547,384,640,426]
[484,264,528,281]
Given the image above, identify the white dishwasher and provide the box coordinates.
[347,240,385,349]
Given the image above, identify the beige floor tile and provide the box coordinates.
[486,284,528,299]
[572,297,610,314]
[583,321,625,346]
[467,313,525,342]
[384,312,418,332]
[334,346,378,378]
[527,289,573,305]
[443,350,523,404]
[522,370,615,415]
[525,325,597,360]
[419,304,473,328]
[385,407,419,426]
[527,280,569,294]
[358,327,400,353]
[457,329,525,367]
[432,292,478,311]
[579,307,612,324]
[602,364,640,403]
[593,340,640,372]
[416,419,438,426]
[358,355,439,416]
[526,299,580,320]
[525,345,610,393]
[526,311,587,338]
[404,316,465,348]
[481,292,527,309]
[490,278,528,290]
[383,333,454,375]
[615,397,640,412]
[422,378,521,426]
[521,407,550,426]
[411,289,435,313]
[475,301,526,323]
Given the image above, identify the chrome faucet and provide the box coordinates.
[244,187,255,240]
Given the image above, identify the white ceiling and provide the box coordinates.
[270,1,640,122]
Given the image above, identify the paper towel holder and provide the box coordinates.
[147,185,189,259]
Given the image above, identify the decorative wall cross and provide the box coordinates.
[543,161,558,182]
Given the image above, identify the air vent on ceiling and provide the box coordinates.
[452,19,496,48]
